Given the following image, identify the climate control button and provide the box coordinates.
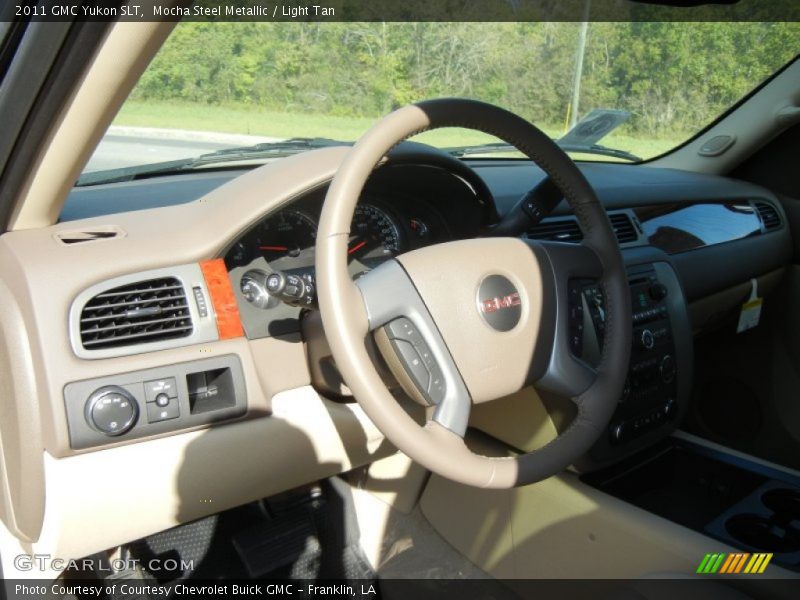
[85,386,139,436]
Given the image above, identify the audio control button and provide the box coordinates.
[640,329,655,350]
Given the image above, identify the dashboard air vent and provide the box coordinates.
[609,213,638,244]
[528,218,584,243]
[79,277,193,350]
[528,212,639,245]
[754,201,782,231]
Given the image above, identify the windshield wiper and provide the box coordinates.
[445,108,641,162]
[445,141,641,162]
[76,137,348,187]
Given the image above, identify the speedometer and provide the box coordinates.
[254,210,317,265]
[348,204,402,263]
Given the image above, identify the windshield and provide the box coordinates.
[85,22,798,175]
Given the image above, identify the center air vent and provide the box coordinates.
[528,212,639,245]
[79,277,193,350]
[609,213,639,243]
[528,219,584,242]
[754,201,782,231]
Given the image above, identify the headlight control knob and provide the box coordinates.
[266,270,317,307]
[85,386,139,436]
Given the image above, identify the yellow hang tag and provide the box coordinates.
[737,278,763,333]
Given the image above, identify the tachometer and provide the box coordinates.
[255,210,317,264]
[348,204,402,262]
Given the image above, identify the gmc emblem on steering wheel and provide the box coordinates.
[477,275,522,332]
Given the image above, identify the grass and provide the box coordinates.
[114,100,685,162]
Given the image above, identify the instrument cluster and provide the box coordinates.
[224,197,449,314]
[225,199,443,273]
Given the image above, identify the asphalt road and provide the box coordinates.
[84,128,280,173]
[84,135,236,173]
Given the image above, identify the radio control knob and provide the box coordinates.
[85,386,139,436]
[640,329,656,350]
[660,354,676,383]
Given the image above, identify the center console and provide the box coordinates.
[574,256,693,466]
[583,434,800,573]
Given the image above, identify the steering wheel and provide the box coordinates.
[316,99,631,488]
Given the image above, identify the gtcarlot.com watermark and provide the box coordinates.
[13,553,194,573]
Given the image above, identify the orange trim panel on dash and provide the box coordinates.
[200,259,245,340]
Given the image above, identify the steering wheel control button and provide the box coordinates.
[146,396,180,423]
[567,280,586,357]
[384,317,446,405]
[476,275,522,332]
[85,386,139,436]
[144,377,178,403]
[385,317,425,346]
[394,339,431,392]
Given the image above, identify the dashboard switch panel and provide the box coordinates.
[143,377,178,403]
[64,355,247,450]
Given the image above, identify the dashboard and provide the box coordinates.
[55,150,793,450]
[2,141,794,561]
[216,156,490,338]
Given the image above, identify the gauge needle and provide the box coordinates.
[259,245,289,251]
[348,240,367,255]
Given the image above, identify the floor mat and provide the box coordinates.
[125,479,376,588]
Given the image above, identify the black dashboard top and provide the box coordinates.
[61,153,792,306]
[63,158,777,221]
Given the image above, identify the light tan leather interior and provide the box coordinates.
[397,238,544,403]
[0,18,798,590]
[0,147,390,555]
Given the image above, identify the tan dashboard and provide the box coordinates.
[0,146,397,563]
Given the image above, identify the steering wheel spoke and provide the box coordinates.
[528,240,602,399]
[355,260,472,437]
